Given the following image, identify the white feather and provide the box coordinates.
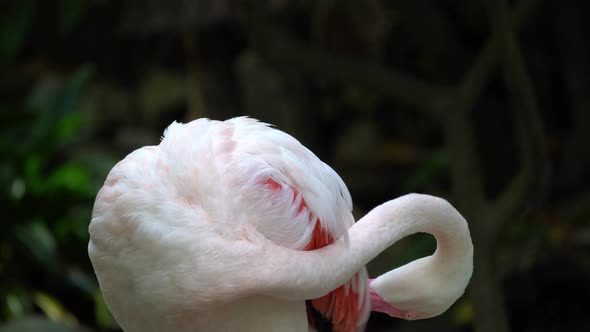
[89,117,370,332]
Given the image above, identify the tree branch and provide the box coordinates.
[484,0,547,228]
[256,36,449,115]
[441,0,538,215]
[252,0,535,121]
[444,2,539,332]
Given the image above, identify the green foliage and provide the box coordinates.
[0,65,99,324]
[14,221,59,271]
[0,4,103,322]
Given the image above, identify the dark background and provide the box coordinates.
[1,0,589,331]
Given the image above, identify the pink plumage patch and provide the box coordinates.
[304,222,365,332]
[263,177,364,332]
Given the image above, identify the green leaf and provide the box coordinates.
[15,221,59,271]
[34,292,78,326]
[56,112,82,144]
[5,293,25,319]
[45,161,92,196]
[10,177,26,200]
[27,66,93,149]
[24,154,44,194]
[55,65,94,118]
[64,267,96,296]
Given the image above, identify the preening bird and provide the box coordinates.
[89,117,473,332]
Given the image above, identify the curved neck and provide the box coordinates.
[369,195,474,312]
[255,194,473,300]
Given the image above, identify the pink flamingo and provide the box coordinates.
[89,117,473,332]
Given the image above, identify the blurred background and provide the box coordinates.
[1,0,589,331]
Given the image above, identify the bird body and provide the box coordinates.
[89,117,473,332]
[104,295,307,332]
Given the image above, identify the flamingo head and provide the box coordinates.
[368,253,472,320]
[369,284,425,320]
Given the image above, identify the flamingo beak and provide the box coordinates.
[368,283,419,320]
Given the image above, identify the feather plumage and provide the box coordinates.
[90,117,370,331]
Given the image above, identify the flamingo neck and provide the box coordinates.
[366,197,474,317]
[350,193,471,274]
[256,194,472,302]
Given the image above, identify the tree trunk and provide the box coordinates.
[470,244,510,332]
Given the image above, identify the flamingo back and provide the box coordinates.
[161,117,371,331]
[90,117,370,331]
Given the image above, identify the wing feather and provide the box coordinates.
[161,117,370,331]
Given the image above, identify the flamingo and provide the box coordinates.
[88,117,473,332]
